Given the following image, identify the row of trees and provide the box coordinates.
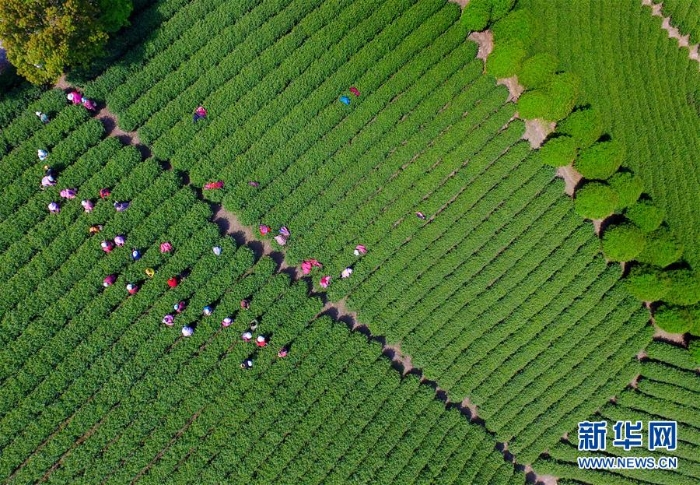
[461,1,700,352]
[0,0,132,84]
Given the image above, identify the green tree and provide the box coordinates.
[654,304,692,334]
[624,200,665,233]
[547,72,580,121]
[575,140,624,180]
[517,72,579,121]
[556,108,603,149]
[608,171,644,210]
[98,0,133,33]
[625,264,672,302]
[574,182,618,219]
[601,223,646,262]
[665,269,700,306]
[519,53,558,90]
[0,0,131,85]
[636,227,683,268]
[486,40,527,78]
[537,135,577,167]
[517,89,552,119]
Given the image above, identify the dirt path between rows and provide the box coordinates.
[642,0,700,65]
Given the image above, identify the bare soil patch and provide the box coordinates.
[652,322,687,346]
[448,0,469,8]
[523,118,555,149]
[555,165,583,196]
[497,76,525,102]
[468,30,494,63]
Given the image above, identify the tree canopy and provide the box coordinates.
[0,0,132,84]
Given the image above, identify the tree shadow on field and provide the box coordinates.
[66,3,166,85]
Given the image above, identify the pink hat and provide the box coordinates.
[160,242,173,253]
[320,276,331,288]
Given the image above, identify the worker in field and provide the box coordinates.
[277,347,288,358]
[203,305,214,316]
[145,268,155,278]
[182,325,194,337]
[416,211,426,220]
[41,174,57,189]
[256,335,268,347]
[341,267,353,279]
[174,301,187,313]
[60,188,77,199]
[101,240,115,253]
[89,224,103,235]
[259,224,271,236]
[38,149,48,161]
[162,314,175,326]
[99,188,111,199]
[212,246,222,256]
[319,275,331,288]
[354,244,367,256]
[241,358,253,369]
[126,283,139,295]
[240,299,250,310]
[48,202,60,213]
[221,317,233,327]
[81,199,94,213]
[160,241,173,253]
[167,276,180,289]
[241,331,252,342]
[103,274,117,287]
[301,258,322,275]
[67,91,82,105]
[131,249,142,261]
[193,106,207,123]
[114,201,130,212]
[340,96,350,105]
[204,180,224,190]
[349,86,361,97]
[81,96,97,111]
[114,235,126,247]
[248,181,260,187]
[35,111,49,123]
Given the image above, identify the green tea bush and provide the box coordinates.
[665,269,700,306]
[625,200,665,233]
[625,264,671,302]
[537,135,577,167]
[518,52,558,90]
[461,0,491,31]
[601,223,646,262]
[636,226,683,268]
[575,140,624,180]
[608,171,644,209]
[492,9,535,47]
[574,182,617,219]
[654,304,692,334]
[556,108,603,149]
